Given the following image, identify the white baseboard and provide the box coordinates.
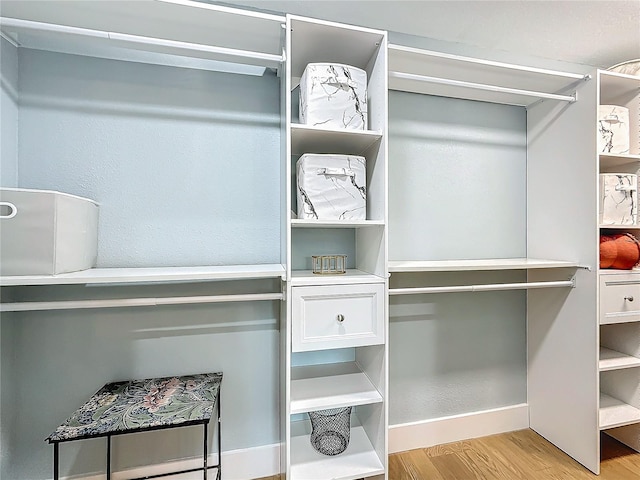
[65,443,280,480]
[388,403,529,454]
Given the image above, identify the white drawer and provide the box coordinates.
[292,283,385,352]
[600,273,640,324]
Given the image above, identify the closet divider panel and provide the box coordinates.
[526,74,599,473]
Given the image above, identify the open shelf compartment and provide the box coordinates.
[600,393,640,430]
[291,362,383,414]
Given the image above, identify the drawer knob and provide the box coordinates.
[625,296,635,302]
[337,314,345,323]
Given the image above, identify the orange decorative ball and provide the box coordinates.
[600,234,640,270]
[600,235,617,268]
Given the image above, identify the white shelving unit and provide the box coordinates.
[283,14,388,480]
[597,69,640,462]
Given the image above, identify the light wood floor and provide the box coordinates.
[257,429,640,479]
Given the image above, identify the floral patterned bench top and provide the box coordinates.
[46,372,222,443]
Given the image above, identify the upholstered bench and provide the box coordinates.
[46,372,222,480]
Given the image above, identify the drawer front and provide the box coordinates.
[292,283,385,352]
[600,273,640,324]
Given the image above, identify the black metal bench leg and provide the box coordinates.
[53,443,59,480]
[107,434,112,480]
[217,395,221,480]
[203,422,208,480]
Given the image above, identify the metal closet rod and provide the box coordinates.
[389,279,575,295]
[0,292,284,312]
[0,17,284,66]
[388,71,577,103]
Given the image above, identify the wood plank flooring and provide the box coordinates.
[257,429,640,479]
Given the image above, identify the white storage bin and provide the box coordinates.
[598,105,630,155]
[0,188,99,275]
[297,154,366,220]
[599,174,637,225]
[299,63,368,130]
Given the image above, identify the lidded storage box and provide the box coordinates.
[297,154,366,220]
[599,174,637,226]
[299,63,368,130]
[598,105,630,155]
[0,188,99,275]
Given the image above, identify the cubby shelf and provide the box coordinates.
[600,153,640,168]
[290,124,383,156]
[599,347,640,372]
[0,264,286,286]
[290,270,385,286]
[290,362,383,415]
[388,258,578,273]
[291,219,384,228]
[290,422,385,480]
[599,393,640,430]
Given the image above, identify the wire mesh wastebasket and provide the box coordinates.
[308,406,352,456]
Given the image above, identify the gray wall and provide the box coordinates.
[388,91,528,424]
[2,46,282,479]
[1,37,18,187]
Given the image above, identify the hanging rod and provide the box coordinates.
[0,292,284,312]
[389,279,575,296]
[0,18,284,67]
[388,71,577,103]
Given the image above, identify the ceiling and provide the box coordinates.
[222,0,640,69]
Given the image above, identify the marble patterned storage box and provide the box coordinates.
[600,174,637,225]
[299,63,368,130]
[297,154,366,220]
[598,105,630,155]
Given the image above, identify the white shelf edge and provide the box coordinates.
[0,17,284,69]
[389,43,585,81]
[290,123,383,138]
[291,219,385,228]
[599,393,640,430]
[388,258,578,273]
[600,153,640,162]
[599,347,640,372]
[290,270,385,286]
[599,225,640,229]
[0,264,286,286]
[290,423,384,480]
[290,362,383,415]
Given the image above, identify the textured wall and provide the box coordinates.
[388,91,528,424]
[17,49,281,267]
[1,37,19,187]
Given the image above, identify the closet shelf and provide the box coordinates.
[600,153,640,168]
[388,43,586,107]
[290,362,383,415]
[599,347,640,372]
[290,124,383,156]
[0,264,286,286]
[599,393,640,430]
[291,270,385,286]
[0,0,285,70]
[600,70,640,102]
[291,219,384,228]
[388,258,578,273]
[290,422,384,480]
